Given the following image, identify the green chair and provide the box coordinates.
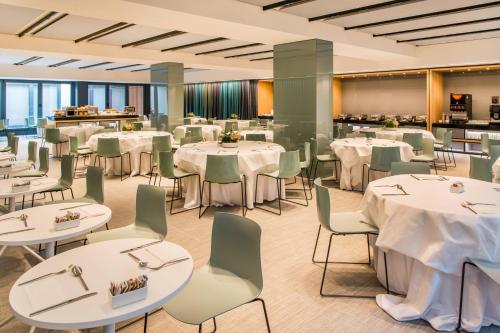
[76,131,90,149]
[69,136,93,175]
[199,155,246,218]
[87,184,167,243]
[491,145,500,163]
[310,137,339,181]
[173,127,185,145]
[132,122,143,131]
[255,150,308,215]
[180,136,203,146]
[94,137,131,181]
[139,135,172,183]
[0,119,6,137]
[9,136,19,160]
[300,141,313,198]
[402,132,423,152]
[362,131,377,139]
[435,130,455,168]
[245,133,266,142]
[183,118,192,125]
[249,120,259,127]
[162,212,270,333]
[225,121,238,132]
[469,156,492,182]
[362,146,401,191]
[155,151,201,215]
[36,155,75,204]
[37,118,48,144]
[410,138,437,173]
[11,147,49,178]
[434,127,447,145]
[45,128,68,159]
[391,162,430,176]
[207,118,214,125]
[480,133,490,156]
[488,139,500,157]
[27,141,37,165]
[457,259,500,332]
[312,178,389,297]
[0,132,14,153]
[186,127,203,139]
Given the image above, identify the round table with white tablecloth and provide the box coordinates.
[9,238,192,333]
[240,129,274,142]
[0,161,33,177]
[493,157,500,183]
[359,127,435,141]
[50,125,104,157]
[213,120,251,131]
[0,153,14,161]
[174,141,285,209]
[175,125,222,141]
[185,117,206,125]
[0,177,58,212]
[361,175,500,332]
[331,138,415,190]
[86,131,173,176]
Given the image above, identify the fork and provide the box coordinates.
[148,257,190,270]
[18,265,73,286]
[461,203,478,214]
[465,201,496,206]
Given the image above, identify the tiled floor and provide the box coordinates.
[0,138,498,333]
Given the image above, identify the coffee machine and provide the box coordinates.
[449,93,472,124]
[491,105,500,122]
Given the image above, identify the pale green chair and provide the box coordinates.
[435,130,455,168]
[199,155,246,218]
[94,137,131,181]
[162,212,270,333]
[245,133,266,142]
[186,127,203,139]
[225,121,238,132]
[249,120,259,127]
[87,184,167,243]
[434,127,447,145]
[139,135,172,183]
[411,138,437,173]
[362,146,401,191]
[173,127,185,145]
[457,259,500,332]
[255,150,307,215]
[0,132,13,153]
[488,139,500,157]
[207,118,214,125]
[300,141,313,198]
[402,132,423,152]
[469,156,492,182]
[183,118,192,125]
[36,155,74,204]
[480,133,490,156]
[391,162,430,176]
[313,178,389,297]
[0,119,6,137]
[132,122,143,131]
[27,141,37,165]
[155,151,201,215]
[37,118,48,144]
[310,137,339,181]
[45,128,68,159]
[180,136,202,146]
[12,147,49,178]
[69,136,93,175]
[362,131,377,138]
[10,136,19,160]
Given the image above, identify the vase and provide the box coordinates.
[222,142,238,148]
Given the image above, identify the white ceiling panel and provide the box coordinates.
[0,4,44,35]
[138,33,213,51]
[412,32,500,46]
[35,15,117,41]
[89,25,169,46]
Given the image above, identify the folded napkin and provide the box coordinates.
[132,245,173,267]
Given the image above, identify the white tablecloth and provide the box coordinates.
[213,120,251,130]
[493,157,500,184]
[86,131,172,176]
[361,175,500,332]
[359,127,435,141]
[174,141,285,209]
[331,138,415,190]
[50,125,104,157]
[185,117,206,124]
[175,125,222,141]
[240,130,274,142]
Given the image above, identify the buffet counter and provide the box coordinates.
[334,118,427,128]
[432,122,500,154]
[48,114,139,126]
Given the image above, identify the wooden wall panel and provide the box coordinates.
[333,78,342,118]
[257,80,273,115]
[428,70,444,130]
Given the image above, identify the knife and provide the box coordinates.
[58,203,93,210]
[0,227,35,236]
[120,240,163,254]
[29,292,98,317]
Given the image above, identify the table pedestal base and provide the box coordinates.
[104,323,115,333]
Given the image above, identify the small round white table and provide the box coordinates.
[175,125,222,141]
[0,178,58,212]
[331,138,415,190]
[359,127,435,141]
[0,202,111,260]
[0,161,34,177]
[0,153,14,161]
[9,239,193,333]
[174,141,285,209]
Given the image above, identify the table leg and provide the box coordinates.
[0,245,6,257]
[103,323,116,333]
[45,242,55,258]
[8,197,15,212]
[22,246,45,262]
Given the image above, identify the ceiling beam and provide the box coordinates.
[31,13,68,35]
[224,50,273,59]
[17,11,58,37]
[195,43,263,55]
[345,1,500,30]
[14,56,43,65]
[121,30,186,48]
[263,0,316,11]
[79,61,113,69]
[250,56,273,61]
[48,59,80,67]
[398,27,500,43]
[373,17,500,37]
[309,0,423,22]
[161,37,227,52]
[106,64,142,70]
[74,22,130,43]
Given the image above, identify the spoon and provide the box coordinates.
[128,252,148,268]
[71,265,89,291]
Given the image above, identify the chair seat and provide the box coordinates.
[470,258,500,285]
[329,211,379,235]
[45,182,71,192]
[317,154,337,162]
[163,265,260,325]
[11,170,46,178]
[434,143,447,150]
[76,148,93,155]
[86,224,163,244]
[434,139,443,145]
[258,169,279,178]
[411,156,434,162]
[173,167,197,178]
[299,161,309,169]
[78,144,90,150]
[0,146,11,152]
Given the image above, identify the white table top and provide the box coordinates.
[0,177,58,199]
[0,153,14,161]
[87,131,172,153]
[9,238,193,330]
[0,202,111,246]
[0,161,33,175]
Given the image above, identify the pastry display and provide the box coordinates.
[54,211,81,224]
[109,275,148,296]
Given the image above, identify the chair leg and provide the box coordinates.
[277,178,282,215]
[251,298,272,333]
[240,180,245,217]
[457,261,473,332]
[367,234,371,265]
[198,317,216,333]
[70,188,74,199]
[199,181,208,218]
[144,312,148,333]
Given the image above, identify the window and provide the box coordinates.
[151,85,167,114]
[109,85,126,111]
[5,82,38,128]
[88,85,106,111]
[42,83,71,117]
[128,86,144,114]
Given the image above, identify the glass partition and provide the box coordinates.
[109,85,126,111]
[42,83,71,117]
[88,84,106,111]
[6,82,38,128]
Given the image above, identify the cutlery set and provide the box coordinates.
[375,184,410,196]
[461,201,498,215]
[410,174,448,181]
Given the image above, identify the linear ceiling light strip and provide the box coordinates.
[345,1,500,30]
[30,13,68,35]
[14,56,43,65]
[122,31,185,48]
[373,16,500,37]
[195,43,263,55]
[79,61,113,69]
[48,59,80,67]
[106,64,142,71]
[263,0,316,11]
[17,11,58,37]
[161,37,227,52]
[131,67,151,72]
[86,23,135,42]
[309,0,423,22]
[250,56,273,61]
[398,27,500,43]
[224,50,273,59]
[74,22,129,43]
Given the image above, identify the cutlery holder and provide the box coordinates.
[111,286,147,309]
[54,219,80,231]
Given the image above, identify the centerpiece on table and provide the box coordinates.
[384,117,399,130]
[219,130,240,148]
[230,113,239,120]
[122,122,133,132]
[187,112,195,118]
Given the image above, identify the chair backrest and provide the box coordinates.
[45,128,61,144]
[402,132,423,151]
[7,132,14,147]
[69,136,79,154]
[135,184,167,237]
[132,122,143,131]
[278,150,301,179]
[38,147,49,173]
[245,133,266,142]
[37,118,47,128]
[391,162,430,176]
[481,133,489,153]
[10,136,19,156]
[27,141,37,163]
[60,155,74,186]
[186,126,202,138]
[205,154,241,183]
[469,156,493,182]
[97,138,121,157]
[313,178,332,232]
[174,127,185,141]
[207,118,214,125]
[180,136,202,145]
[225,121,238,132]
[363,131,377,138]
[489,140,500,156]
[491,145,500,162]
[152,135,172,164]
[435,127,447,142]
[209,212,263,290]
[85,166,104,204]
[421,137,435,158]
[76,131,87,147]
[442,130,452,148]
[183,118,191,125]
[303,141,311,168]
[249,120,259,127]
[370,146,401,172]
[158,151,176,178]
